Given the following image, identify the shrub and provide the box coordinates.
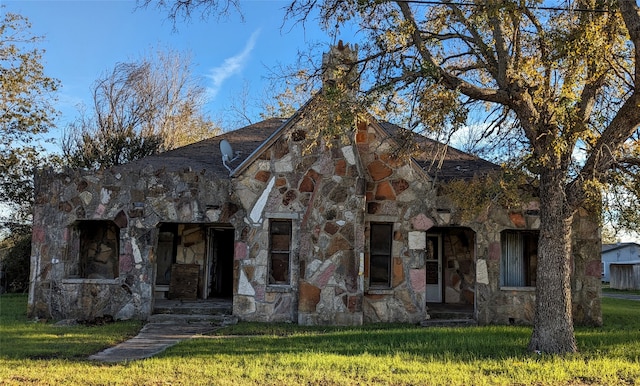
[0,232,31,293]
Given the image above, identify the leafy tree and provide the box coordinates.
[62,49,220,169]
[0,9,60,236]
[0,232,31,293]
[145,0,640,354]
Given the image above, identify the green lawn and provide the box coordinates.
[1,294,639,385]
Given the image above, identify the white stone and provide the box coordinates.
[408,231,427,250]
[255,250,268,266]
[336,220,346,226]
[332,175,343,183]
[206,209,221,222]
[254,265,267,282]
[274,154,294,173]
[115,173,122,180]
[341,146,356,165]
[236,186,258,212]
[306,259,323,277]
[249,176,275,223]
[115,303,135,320]
[131,239,142,264]
[397,189,417,203]
[79,191,93,206]
[238,269,255,296]
[166,204,177,220]
[476,259,489,285]
[396,165,414,179]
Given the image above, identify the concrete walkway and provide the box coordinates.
[601,292,640,301]
[89,315,236,363]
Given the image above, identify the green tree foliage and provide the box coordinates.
[0,232,31,293]
[286,0,640,354]
[0,10,60,235]
[62,49,220,169]
[146,0,640,354]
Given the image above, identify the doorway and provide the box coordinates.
[154,223,234,300]
[426,234,443,303]
[206,228,234,298]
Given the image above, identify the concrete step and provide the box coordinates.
[148,313,238,325]
[420,318,477,327]
[153,299,233,316]
[427,310,474,320]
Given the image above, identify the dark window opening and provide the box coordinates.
[370,223,393,287]
[78,220,120,279]
[500,230,538,287]
[269,220,291,284]
[156,223,178,285]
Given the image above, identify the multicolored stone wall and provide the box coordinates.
[28,164,235,321]
[356,121,432,323]
[232,121,367,324]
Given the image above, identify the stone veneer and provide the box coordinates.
[28,115,602,327]
[28,164,237,321]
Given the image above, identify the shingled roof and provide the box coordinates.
[113,116,498,182]
[379,122,500,181]
[114,118,286,177]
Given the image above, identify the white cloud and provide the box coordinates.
[206,29,261,100]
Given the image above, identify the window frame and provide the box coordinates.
[500,230,539,288]
[75,220,121,280]
[268,219,292,285]
[369,222,393,288]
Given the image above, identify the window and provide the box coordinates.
[78,220,120,279]
[500,230,538,287]
[269,220,292,284]
[370,223,393,287]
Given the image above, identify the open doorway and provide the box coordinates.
[426,227,476,312]
[154,223,234,301]
[206,228,234,298]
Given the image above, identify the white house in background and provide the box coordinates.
[601,243,640,282]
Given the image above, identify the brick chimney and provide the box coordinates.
[321,41,359,93]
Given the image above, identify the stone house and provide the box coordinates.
[28,44,602,326]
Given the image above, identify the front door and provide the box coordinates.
[425,234,442,303]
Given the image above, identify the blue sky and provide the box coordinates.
[3,0,357,144]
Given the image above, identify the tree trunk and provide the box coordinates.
[528,167,578,354]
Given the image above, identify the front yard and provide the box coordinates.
[1,294,639,385]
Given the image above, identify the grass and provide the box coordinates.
[0,294,639,385]
[602,284,640,296]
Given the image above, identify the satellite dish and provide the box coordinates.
[220,139,240,172]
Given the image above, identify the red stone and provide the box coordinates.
[335,159,347,176]
[586,259,601,278]
[275,177,287,187]
[282,190,297,206]
[375,181,396,200]
[299,282,321,312]
[234,242,248,260]
[326,234,352,257]
[392,178,409,195]
[299,176,315,193]
[488,242,501,261]
[367,202,380,214]
[348,295,361,312]
[392,257,404,287]
[367,160,392,181]
[509,212,527,228]
[324,222,339,235]
[255,170,271,183]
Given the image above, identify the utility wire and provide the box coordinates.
[397,0,611,13]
